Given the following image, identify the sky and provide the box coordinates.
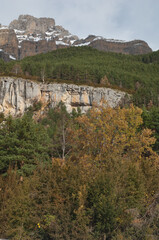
[0,0,158,51]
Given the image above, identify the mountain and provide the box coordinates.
[0,15,152,60]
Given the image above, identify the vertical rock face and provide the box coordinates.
[89,39,152,55]
[0,28,18,58]
[19,39,57,59]
[0,49,11,62]
[9,15,56,35]
[0,77,130,116]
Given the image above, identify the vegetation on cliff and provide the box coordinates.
[0,46,159,107]
[0,46,159,239]
[0,104,159,239]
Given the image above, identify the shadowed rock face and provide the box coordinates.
[0,77,130,116]
[89,39,152,55]
[19,40,57,59]
[73,35,152,55]
[0,15,152,61]
[0,29,18,58]
[0,50,11,62]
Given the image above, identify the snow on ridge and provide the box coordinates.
[134,43,143,46]
[16,32,43,43]
[92,36,126,43]
[70,40,76,44]
[74,42,91,47]
[14,29,25,34]
[92,36,103,41]
[106,39,126,43]
[66,34,75,39]
[12,23,77,46]
[28,35,42,42]
[9,55,16,60]
[0,26,8,30]
[45,31,55,36]
[46,36,52,41]
[0,49,16,60]
[55,41,69,46]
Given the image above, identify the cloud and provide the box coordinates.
[45,0,126,37]
[0,0,158,50]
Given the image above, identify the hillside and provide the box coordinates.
[1,46,159,107]
[0,32,159,240]
[0,103,159,240]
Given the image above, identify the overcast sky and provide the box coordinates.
[0,0,158,50]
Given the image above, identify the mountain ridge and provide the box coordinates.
[0,14,152,60]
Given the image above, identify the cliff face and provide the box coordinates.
[89,39,152,55]
[19,39,57,59]
[8,15,78,59]
[0,77,129,116]
[0,15,152,60]
[9,15,55,35]
[0,28,18,58]
[0,49,12,62]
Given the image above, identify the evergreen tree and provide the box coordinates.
[0,114,51,175]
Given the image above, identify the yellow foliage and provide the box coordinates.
[71,104,159,170]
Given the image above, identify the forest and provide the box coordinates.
[0,103,159,239]
[0,46,159,106]
[0,47,159,239]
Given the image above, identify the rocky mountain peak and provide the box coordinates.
[9,15,56,35]
[8,15,79,47]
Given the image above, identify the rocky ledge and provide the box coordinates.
[0,77,130,116]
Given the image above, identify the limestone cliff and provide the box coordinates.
[0,77,130,116]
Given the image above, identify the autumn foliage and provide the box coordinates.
[0,105,159,239]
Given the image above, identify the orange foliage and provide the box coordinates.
[71,104,159,169]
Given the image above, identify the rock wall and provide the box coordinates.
[0,29,18,58]
[19,40,57,59]
[0,50,11,62]
[9,15,55,35]
[0,77,130,116]
[89,39,152,55]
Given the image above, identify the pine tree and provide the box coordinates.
[0,114,51,176]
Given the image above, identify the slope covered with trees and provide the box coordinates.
[0,104,159,240]
[0,46,159,107]
[0,46,159,239]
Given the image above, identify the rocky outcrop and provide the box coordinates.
[0,28,18,58]
[19,39,56,59]
[6,15,78,59]
[0,77,130,116]
[0,49,12,62]
[73,35,152,55]
[89,39,152,55]
[9,15,55,35]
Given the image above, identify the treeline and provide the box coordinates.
[0,47,159,106]
[0,104,159,239]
